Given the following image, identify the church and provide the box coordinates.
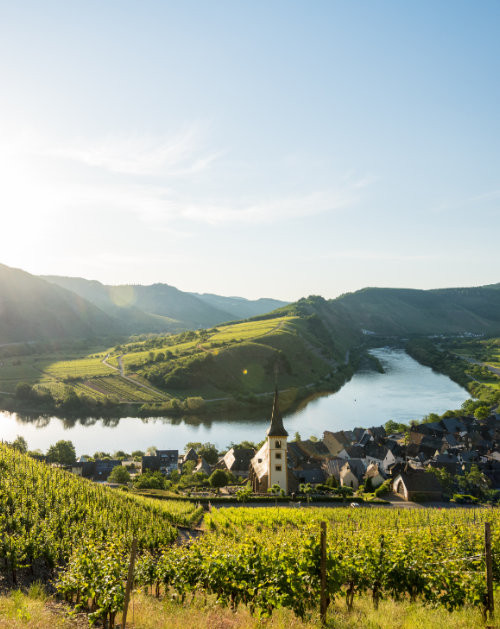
[248,388,292,494]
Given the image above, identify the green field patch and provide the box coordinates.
[44,356,116,379]
[86,375,165,402]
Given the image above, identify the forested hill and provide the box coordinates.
[42,275,289,334]
[0,264,116,343]
[332,284,500,335]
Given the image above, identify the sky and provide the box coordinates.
[0,1,499,301]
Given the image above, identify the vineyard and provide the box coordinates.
[0,444,202,626]
[1,443,499,627]
[124,506,498,625]
[83,376,166,402]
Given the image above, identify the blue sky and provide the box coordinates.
[0,1,499,300]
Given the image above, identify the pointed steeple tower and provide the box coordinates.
[266,387,288,493]
[267,388,288,437]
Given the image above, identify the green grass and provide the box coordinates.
[0,589,494,629]
[44,356,115,378]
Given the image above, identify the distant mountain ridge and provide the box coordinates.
[0,261,499,345]
[0,264,116,343]
[40,275,289,335]
[333,284,500,335]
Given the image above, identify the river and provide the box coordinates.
[0,348,469,456]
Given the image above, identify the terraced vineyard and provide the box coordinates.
[128,506,498,623]
[0,444,202,626]
[85,375,165,402]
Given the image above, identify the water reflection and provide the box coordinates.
[1,348,469,455]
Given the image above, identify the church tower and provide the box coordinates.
[266,388,288,493]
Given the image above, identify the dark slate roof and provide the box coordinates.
[294,468,326,484]
[341,458,366,480]
[228,447,255,470]
[287,441,308,465]
[183,448,198,462]
[385,439,404,456]
[343,445,365,458]
[368,426,387,442]
[442,434,459,447]
[157,450,178,460]
[364,443,389,461]
[359,432,372,446]
[267,389,288,437]
[298,440,330,457]
[397,470,443,493]
[440,417,467,434]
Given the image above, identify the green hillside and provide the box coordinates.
[0,265,117,344]
[334,284,500,335]
[0,298,361,416]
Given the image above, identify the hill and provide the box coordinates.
[42,275,288,333]
[333,284,500,336]
[0,264,117,343]
[190,292,288,319]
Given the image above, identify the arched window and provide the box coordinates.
[275,440,281,448]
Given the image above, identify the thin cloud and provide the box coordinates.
[48,125,222,177]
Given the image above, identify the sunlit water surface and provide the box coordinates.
[0,348,469,455]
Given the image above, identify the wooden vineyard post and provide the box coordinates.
[485,522,494,621]
[320,521,328,625]
[122,538,137,629]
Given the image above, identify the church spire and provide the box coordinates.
[266,387,288,437]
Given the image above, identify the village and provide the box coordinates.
[63,389,500,505]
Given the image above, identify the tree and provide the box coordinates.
[15,382,33,400]
[113,450,129,460]
[236,482,253,503]
[268,483,285,506]
[293,432,301,442]
[299,482,313,503]
[93,451,111,460]
[384,419,408,434]
[46,440,76,465]
[182,460,196,475]
[209,469,228,493]
[474,405,490,420]
[325,474,338,488]
[145,446,157,456]
[12,435,28,453]
[108,465,131,485]
[131,450,144,461]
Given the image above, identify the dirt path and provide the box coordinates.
[456,353,500,379]
[101,354,168,399]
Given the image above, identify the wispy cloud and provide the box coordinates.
[174,188,358,225]
[47,124,223,178]
[432,188,500,214]
[0,124,376,232]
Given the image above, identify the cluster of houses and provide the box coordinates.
[69,390,500,501]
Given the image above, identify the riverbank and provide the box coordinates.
[0,347,471,455]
